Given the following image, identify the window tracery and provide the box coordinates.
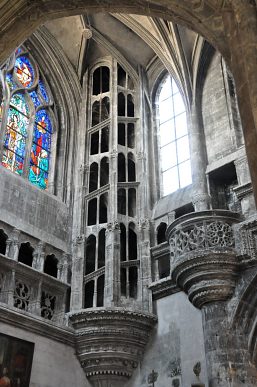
[0,47,55,190]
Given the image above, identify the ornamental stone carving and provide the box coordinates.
[167,210,242,308]
[69,308,157,387]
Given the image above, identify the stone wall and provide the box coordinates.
[127,292,208,387]
[0,167,69,251]
[202,53,236,165]
[0,322,88,387]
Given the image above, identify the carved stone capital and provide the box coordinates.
[191,193,211,211]
[167,210,242,308]
[106,221,120,233]
[69,308,157,386]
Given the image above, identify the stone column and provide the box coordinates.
[138,218,152,312]
[222,1,257,208]
[104,221,120,307]
[189,102,211,211]
[70,236,85,311]
[57,253,70,283]
[32,241,45,271]
[8,228,20,261]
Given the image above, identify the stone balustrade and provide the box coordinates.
[166,210,242,308]
[0,254,69,325]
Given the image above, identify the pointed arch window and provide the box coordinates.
[0,47,55,190]
[158,75,192,196]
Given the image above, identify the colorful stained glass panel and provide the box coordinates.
[10,94,29,116]
[38,78,49,103]
[33,122,51,151]
[15,47,23,56]
[29,144,49,189]
[35,110,52,133]
[4,127,26,158]
[6,73,17,91]
[7,107,29,136]
[14,56,34,88]
[2,149,24,175]
[29,91,41,108]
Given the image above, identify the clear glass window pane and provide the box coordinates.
[173,93,185,116]
[177,136,190,163]
[159,119,175,147]
[179,160,192,188]
[162,167,179,196]
[172,79,179,95]
[161,142,177,171]
[159,97,173,124]
[175,112,187,138]
[159,77,172,101]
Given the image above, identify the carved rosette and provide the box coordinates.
[69,308,157,386]
[166,210,242,308]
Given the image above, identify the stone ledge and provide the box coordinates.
[149,277,181,300]
[0,303,75,346]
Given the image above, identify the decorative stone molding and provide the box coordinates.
[69,308,157,386]
[166,210,242,308]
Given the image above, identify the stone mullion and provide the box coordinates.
[93,276,97,307]
[189,101,210,211]
[0,69,11,163]
[126,266,129,298]
[70,236,85,311]
[222,1,257,208]
[8,228,20,261]
[139,221,152,312]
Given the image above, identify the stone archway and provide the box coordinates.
[1,0,257,206]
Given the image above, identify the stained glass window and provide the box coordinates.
[1,47,54,190]
[158,75,192,196]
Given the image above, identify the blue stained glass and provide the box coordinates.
[15,47,23,56]
[35,110,52,133]
[6,73,17,91]
[14,56,34,88]
[10,94,29,117]
[38,78,49,103]
[33,122,51,151]
[7,108,29,137]
[29,143,49,189]
[29,91,41,108]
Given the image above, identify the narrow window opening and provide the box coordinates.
[101,67,110,93]
[84,281,94,308]
[101,126,109,153]
[120,223,126,261]
[99,193,108,224]
[93,67,101,95]
[157,222,167,244]
[98,229,106,268]
[129,266,138,298]
[0,230,7,255]
[100,157,109,187]
[44,254,58,278]
[128,223,137,261]
[101,96,110,121]
[85,235,96,274]
[97,275,105,307]
[18,242,33,267]
[128,153,136,182]
[127,123,135,148]
[158,254,170,279]
[90,131,99,155]
[89,162,98,192]
[127,94,134,117]
[88,198,97,226]
[118,123,126,146]
[118,65,126,88]
[92,100,100,126]
[118,153,126,182]
[120,268,127,296]
[118,189,126,215]
[127,76,134,90]
[128,188,136,217]
[118,93,125,116]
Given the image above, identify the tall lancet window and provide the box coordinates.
[158,75,191,196]
[0,47,55,190]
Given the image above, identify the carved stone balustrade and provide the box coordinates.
[0,253,69,324]
[166,210,242,308]
[69,308,157,387]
